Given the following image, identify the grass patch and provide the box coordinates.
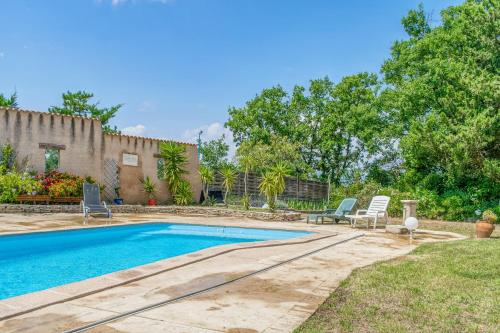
[295,239,500,333]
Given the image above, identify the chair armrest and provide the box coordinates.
[356,209,367,215]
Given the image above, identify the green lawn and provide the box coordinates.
[295,239,500,333]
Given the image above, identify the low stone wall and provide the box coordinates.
[0,204,301,222]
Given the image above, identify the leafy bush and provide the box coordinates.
[414,189,444,219]
[330,181,380,211]
[0,172,42,203]
[378,187,415,217]
[327,181,499,221]
[440,192,467,221]
[0,144,16,174]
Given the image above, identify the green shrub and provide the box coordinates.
[378,187,415,217]
[330,180,380,211]
[0,172,42,203]
[414,189,444,219]
[0,144,16,175]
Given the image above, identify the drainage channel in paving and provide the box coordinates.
[64,233,364,333]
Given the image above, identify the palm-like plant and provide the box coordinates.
[219,164,237,206]
[198,165,214,204]
[270,162,291,198]
[259,162,291,211]
[159,142,189,198]
[0,92,18,108]
[259,171,278,211]
[174,180,193,205]
[140,176,157,199]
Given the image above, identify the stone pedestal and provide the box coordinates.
[401,200,418,222]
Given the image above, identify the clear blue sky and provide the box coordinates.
[1,0,459,146]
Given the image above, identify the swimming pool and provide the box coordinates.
[0,223,310,300]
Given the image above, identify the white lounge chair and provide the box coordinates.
[345,195,390,229]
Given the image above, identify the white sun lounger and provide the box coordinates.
[345,195,390,229]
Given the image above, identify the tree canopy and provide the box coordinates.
[225,0,499,218]
[49,91,122,134]
[381,0,499,197]
[199,135,229,170]
[227,73,386,184]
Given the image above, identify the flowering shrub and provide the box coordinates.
[48,179,82,198]
[0,172,42,203]
[35,171,96,198]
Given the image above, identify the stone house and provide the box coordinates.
[0,107,201,204]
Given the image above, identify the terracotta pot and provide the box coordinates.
[476,221,495,238]
[147,199,157,206]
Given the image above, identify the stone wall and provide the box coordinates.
[0,107,103,182]
[102,134,201,205]
[0,107,201,205]
[0,204,301,221]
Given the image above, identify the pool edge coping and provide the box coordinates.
[0,219,314,237]
[0,221,340,321]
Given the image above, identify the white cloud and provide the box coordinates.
[137,101,155,113]
[122,124,147,136]
[183,122,236,160]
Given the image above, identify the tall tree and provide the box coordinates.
[199,135,229,170]
[0,92,18,108]
[317,73,383,184]
[227,74,384,184]
[236,135,305,176]
[49,91,122,134]
[381,0,500,196]
[226,86,297,145]
[289,78,334,173]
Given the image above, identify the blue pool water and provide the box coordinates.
[0,223,310,300]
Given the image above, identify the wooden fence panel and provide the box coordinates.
[209,172,328,201]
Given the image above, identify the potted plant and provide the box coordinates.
[141,176,157,206]
[476,209,497,238]
[113,187,123,205]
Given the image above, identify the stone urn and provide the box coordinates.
[476,209,497,238]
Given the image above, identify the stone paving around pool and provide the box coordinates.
[0,213,464,333]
